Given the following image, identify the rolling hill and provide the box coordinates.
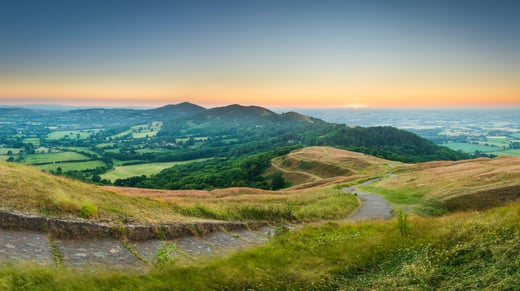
[361,155,520,211]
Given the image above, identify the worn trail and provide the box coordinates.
[342,178,394,221]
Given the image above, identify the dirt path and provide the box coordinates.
[270,159,322,181]
[342,178,394,221]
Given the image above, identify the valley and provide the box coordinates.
[0,104,519,289]
[0,103,468,189]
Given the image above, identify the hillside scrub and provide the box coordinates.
[1,202,519,290]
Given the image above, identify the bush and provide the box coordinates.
[79,203,98,219]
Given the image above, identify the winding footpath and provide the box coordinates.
[0,179,393,269]
[343,178,394,221]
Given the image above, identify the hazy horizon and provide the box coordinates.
[2,99,520,110]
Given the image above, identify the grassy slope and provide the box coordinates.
[361,156,520,209]
[107,185,358,222]
[2,201,518,290]
[0,161,196,223]
[0,160,358,223]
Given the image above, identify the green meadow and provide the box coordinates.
[47,130,93,140]
[35,160,106,172]
[0,148,21,155]
[442,142,498,153]
[100,158,211,181]
[24,152,89,164]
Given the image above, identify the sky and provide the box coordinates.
[0,0,519,108]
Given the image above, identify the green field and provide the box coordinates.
[110,129,133,139]
[112,159,146,166]
[62,146,100,157]
[101,159,210,181]
[24,152,90,164]
[104,148,120,153]
[95,143,115,149]
[47,130,92,140]
[131,122,162,138]
[442,142,498,153]
[110,122,163,139]
[486,136,508,144]
[22,138,40,146]
[491,149,520,156]
[135,148,174,154]
[0,148,21,155]
[36,160,106,172]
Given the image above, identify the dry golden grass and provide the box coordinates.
[366,155,520,204]
[0,161,204,223]
[0,157,359,223]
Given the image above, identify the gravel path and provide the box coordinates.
[0,226,273,270]
[0,229,53,265]
[342,178,394,221]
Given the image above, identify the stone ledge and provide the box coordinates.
[0,211,267,241]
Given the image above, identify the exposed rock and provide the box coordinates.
[0,210,267,241]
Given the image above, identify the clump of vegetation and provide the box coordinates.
[154,241,177,267]
[273,222,290,236]
[396,209,409,237]
[79,203,98,219]
[415,198,448,216]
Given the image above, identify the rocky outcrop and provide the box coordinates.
[0,211,267,240]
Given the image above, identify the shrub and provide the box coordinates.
[79,203,98,219]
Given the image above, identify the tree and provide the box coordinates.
[270,172,286,190]
[91,174,101,183]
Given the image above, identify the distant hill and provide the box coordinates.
[197,104,275,120]
[147,102,206,119]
